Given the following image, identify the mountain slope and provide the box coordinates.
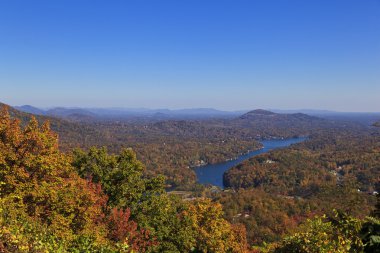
[227,109,335,138]
[239,109,277,118]
[46,107,96,118]
[238,109,321,122]
[14,105,47,115]
[1,102,105,151]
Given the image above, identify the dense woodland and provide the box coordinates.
[1,103,380,252]
[224,131,380,193]
[0,107,248,252]
[222,129,380,247]
[3,103,364,190]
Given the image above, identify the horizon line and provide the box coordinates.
[9,103,380,114]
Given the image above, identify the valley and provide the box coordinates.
[2,2,379,251]
[1,102,379,251]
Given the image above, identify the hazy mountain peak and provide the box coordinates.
[247,109,276,115]
[239,109,276,119]
[14,105,46,115]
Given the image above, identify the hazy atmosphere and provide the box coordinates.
[1,0,379,111]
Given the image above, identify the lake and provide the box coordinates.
[195,137,306,188]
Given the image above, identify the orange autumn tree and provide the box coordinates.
[0,106,108,242]
[106,208,157,252]
[0,106,250,252]
[0,106,158,252]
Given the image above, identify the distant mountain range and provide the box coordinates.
[2,101,373,156]
[12,104,380,125]
[14,105,247,121]
[2,102,332,129]
[272,109,380,125]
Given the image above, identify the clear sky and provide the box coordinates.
[0,0,379,112]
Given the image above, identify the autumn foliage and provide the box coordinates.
[185,198,248,252]
[0,106,250,252]
[1,104,380,252]
[0,106,155,251]
[106,208,157,252]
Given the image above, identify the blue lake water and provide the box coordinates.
[195,137,306,188]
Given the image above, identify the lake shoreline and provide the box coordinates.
[194,137,307,188]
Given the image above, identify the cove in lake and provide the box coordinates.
[195,137,306,188]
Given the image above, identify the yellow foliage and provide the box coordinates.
[186,198,248,253]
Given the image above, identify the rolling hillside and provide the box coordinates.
[2,102,105,151]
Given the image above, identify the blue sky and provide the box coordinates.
[0,0,379,111]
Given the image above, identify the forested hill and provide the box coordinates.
[2,103,260,188]
[239,109,319,120]
[228,109,355,139]
[221,129,380,245]
[2,102,368,189]
[238,109,329,126]
[1,102,105,151]
[148,109,350,140]
[0,106,251,252]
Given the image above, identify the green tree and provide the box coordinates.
[72,147,165,212]
[360,217,380,253]
[72,147,197,252]
[360,194,380,252]
[270,211,363,253]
